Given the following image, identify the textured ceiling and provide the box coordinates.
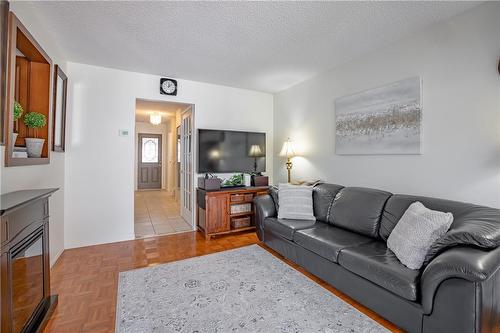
[135,99,190,123]
[16,1,479,93]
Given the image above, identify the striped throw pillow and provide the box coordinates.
[278,183,316,221]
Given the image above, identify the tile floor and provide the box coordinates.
[134,190,192,237]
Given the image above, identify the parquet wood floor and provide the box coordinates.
[43,231,402,332]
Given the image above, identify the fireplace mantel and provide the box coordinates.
[0,189,58,215]
[1,188,58,333]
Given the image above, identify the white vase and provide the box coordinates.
[243,174,251,186]
[25,138,45,158]
[11,132,18,147]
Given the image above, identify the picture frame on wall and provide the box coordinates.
[52,64,67,152]
[334,76,422,155]
[0,1,9,145]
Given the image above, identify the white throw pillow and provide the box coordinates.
[387,201,453,270]
[278,183,316,221]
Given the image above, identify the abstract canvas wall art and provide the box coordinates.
[335,77,422,155]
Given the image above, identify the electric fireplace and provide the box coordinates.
[1,189,58,333]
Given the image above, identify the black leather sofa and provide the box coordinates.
[254,184,500,333]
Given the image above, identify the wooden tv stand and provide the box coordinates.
[196,186,269,240]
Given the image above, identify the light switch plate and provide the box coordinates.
[118,129,129,137]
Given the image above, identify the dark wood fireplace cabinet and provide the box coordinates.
[1,188,58,333]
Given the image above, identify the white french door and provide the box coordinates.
[180,108,193,224]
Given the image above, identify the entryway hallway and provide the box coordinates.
[134,190,192,237]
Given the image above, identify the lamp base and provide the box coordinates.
[286,159,293,183]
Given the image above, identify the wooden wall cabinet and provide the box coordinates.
[197,186,269,239]
[0,1,8,144]
[4,12,53,167]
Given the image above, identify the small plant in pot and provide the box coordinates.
[12,101,24,146]
[23,112,47,158]
[222,173,244,187]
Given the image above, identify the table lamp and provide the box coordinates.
[279,138,296,183]
[249,144,263,173]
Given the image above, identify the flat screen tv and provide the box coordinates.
[198,129,266,173]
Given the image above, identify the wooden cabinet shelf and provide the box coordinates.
[229,200,254,205]
[230,211,254,218]
[197,186,268,240]
[4,12,52,167]
[8,156,49,167]
[230,225,256,232]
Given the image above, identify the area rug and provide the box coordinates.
[116,245,388,333]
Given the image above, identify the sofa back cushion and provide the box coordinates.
[312,183,344,222]
[269,185,279,211]
[380,194,500,265]
[329,187,392,238]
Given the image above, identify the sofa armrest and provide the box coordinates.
[421,246,500,314]
[254,194,277,241]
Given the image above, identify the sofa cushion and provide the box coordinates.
[381,194,473,240]
[380,194,500,265]
[264,217,316,241]
[338,242,420,301]
[329,187,392,238]
[269,185,279,212]
[424,207,500,265]
[312,183,344,222]
[294,222,373,263]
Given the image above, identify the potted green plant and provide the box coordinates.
[12,101,23,146]
[23,111,47,158]
[222,173,244,187]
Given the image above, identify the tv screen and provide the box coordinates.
[198,129,266,173]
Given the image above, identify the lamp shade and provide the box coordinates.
[249,144,262,157]
[279,138,296,158]
[150,112,161,125]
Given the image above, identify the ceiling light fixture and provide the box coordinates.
[150,112,161,125]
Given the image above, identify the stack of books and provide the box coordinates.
[12,146,28,158]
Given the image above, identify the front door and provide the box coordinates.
[138,133,162,189]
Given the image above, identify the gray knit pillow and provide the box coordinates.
[387,201,453,270]
[278,184,316,221]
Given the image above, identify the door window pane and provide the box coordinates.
[142,138,159,163]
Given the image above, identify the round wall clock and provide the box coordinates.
[160,78,177,96]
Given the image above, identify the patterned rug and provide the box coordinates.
[116,245,388,332]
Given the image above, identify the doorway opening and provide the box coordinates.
[134,99,194,238]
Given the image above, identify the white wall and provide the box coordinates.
[65,63,273,248]
[274,3,500,207]
[134,121,170,190]
[0,4,68,266]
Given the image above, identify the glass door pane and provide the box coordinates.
[180,110,193,223]
[141,137,159,163]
